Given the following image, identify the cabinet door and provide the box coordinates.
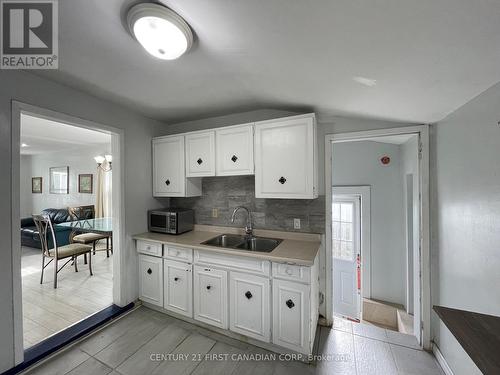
[229,272,270,342]
[153,136,185,197]
[193,265,228,329]
[255,114,317,199]
[185,131,215,177]
[164,260,193,318]
[138,254,163,307]
[216,124,254,176]
[272,279,311,354]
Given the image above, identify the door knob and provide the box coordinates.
[245,291,252,299]
[197,158,203,165]
[147,268,152,275]
[286,299,295,309]
[165,179,170,186]
[174,277,179,282]
[206,285,212,290]
[279,176,286,184]
[231,155,238,162]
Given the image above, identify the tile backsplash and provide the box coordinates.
[165,176,325,233]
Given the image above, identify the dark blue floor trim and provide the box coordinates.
[2,302,134,375]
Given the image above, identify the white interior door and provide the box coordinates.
[333,196,361,320]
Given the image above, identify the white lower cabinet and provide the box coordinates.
[137,242,319,356]
[272,279,311,354]
[138,254,163,307]
[229,271,270,342]
[164,259,193,318]
[193,265,228,329]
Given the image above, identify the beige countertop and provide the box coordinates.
[132,225,321,266]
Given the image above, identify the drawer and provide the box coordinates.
[165,245,193,263]
[137,240,162,257]
[272,263,311,284]
[194,250,270,276]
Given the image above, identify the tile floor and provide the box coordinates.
[22,306,444,375]
[22,244,113,348]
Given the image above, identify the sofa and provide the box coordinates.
[21,208,74,249]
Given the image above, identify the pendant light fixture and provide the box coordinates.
[127,3,193,60]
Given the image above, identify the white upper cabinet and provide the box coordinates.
[152,135,201,197]
[185,131,216,177]
[216,124,254,176]
[254,114,318,199]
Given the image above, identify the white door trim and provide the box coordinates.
[11,101,126,364]
[324,125,430,350]
[332,186,371,301]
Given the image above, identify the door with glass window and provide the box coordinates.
[332,195,361,320]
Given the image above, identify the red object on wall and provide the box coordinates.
[381,156,391,165]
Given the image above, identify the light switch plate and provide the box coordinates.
[293,218,301,229]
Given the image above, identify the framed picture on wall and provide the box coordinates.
[78,174,93,194]
[32,177,42,194]
[49,166,69,194]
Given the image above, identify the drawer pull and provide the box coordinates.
[174,277,179,282]
[285,268,293,275]
[165,179,170,186]
[286,299,295,309]
[245,291,252,299]
[176,251,181,256]
[279,176,286,184]
[146,246,151,250]
[147,268,152,275]
[206,285,212,290]
[197,158,203,165]
[231,155,238,162]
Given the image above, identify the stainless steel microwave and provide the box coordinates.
[148,208,194,235]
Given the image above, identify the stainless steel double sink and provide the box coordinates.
[201,234,283,253]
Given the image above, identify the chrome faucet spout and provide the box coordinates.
[230,206,254,237]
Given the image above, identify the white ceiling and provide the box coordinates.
[36,0,500,124]
[369,134,417,145]
[21,114,111,155]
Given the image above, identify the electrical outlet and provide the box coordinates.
[293,218,301,230]
[212,208,218,218]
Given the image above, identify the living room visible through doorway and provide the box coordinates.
[20,113,114,349]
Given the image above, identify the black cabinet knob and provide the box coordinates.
[174,277,179,282]
[165,179,170,186]
[197,158,203,165]
[245,291,252,299]
[147,268,152,275]
[286,299,295,309]
[279,176,287,184]
[206,285,211,290]
[231,155,238,162]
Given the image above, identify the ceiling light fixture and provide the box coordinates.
[127,3,193,60]
[353,76,377,87]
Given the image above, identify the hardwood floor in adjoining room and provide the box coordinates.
[21,243,113,348]
[21,307,445,375]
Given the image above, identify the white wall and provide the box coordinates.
[400,136,419,314]
[332,141,406,306]
[23,145,110,215]
[0,70,164,372]
[20,155,33,218]
[431,82,500,374]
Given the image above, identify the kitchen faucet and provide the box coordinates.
[230,206,254,238]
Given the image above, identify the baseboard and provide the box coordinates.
[432,342,454,375]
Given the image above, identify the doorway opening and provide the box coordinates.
[11,102,127,368]
[325,127,430,349]
[20,113,114,348]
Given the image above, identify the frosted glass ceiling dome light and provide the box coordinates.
[127,3,193,60]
